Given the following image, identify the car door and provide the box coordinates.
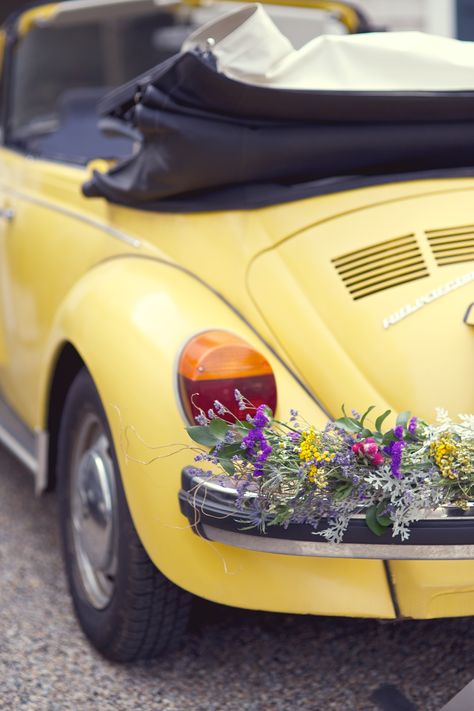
[0,16,128,432]
[0,25,38,455]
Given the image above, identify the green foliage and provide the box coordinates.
[365,505,390,536]
[186,425,219,447]
[333,483,353,501]
[209,417,230,440]
[360,405,375,427]
[396,411,411,429]
[375,502,392,527]
[219,459,235,475]
[334,416,362,433]
[375,410,391,433]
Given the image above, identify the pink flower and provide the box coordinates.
[352,437,384,467]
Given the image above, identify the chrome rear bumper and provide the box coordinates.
[179,468,474,560]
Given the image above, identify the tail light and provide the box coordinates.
[177,330,277,423]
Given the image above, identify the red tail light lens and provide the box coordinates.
[177,330,277,423]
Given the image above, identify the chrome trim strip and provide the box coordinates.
[0,393,50,493]
[4,188,141,248]
[0,422,37,473]
[35,431,49,495]
[202,525,474,560]
[190,475,257,498]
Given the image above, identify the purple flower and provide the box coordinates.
[241,410,273,477]
[252,405,270,429]
[256,444,272,462]
[242,428,260,453]
[213,400,226,415]
[234,389,247,411]
[408,417,417,434]
[384,439,406,478]
[235,478,251,508]
[195,413,208,425]
[393,425,404,439]
[390,440,405,479]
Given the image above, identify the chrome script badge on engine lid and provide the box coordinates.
[382,271,474,329]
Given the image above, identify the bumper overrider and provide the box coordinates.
[179,468,474,560]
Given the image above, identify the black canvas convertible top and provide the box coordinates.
[82,50,474,212]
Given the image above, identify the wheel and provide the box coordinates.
[57,368,192,662]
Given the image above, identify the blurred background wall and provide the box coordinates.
[352,0,474,38]
[356,0,456,36]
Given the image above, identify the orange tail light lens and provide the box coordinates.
[177,330,277,423]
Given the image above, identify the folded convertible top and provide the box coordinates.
[83,8,474,212]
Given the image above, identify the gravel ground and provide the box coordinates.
[1,446,473,711]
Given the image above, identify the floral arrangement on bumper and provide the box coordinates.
[185,393,474,542]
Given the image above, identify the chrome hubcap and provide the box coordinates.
[70,414,118,610]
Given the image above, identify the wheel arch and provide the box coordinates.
[44,341,85,491]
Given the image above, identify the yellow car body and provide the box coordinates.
[1,0,474,640]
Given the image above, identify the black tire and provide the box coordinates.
[57,368,192,662]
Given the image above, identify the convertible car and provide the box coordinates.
[1,0,474,662]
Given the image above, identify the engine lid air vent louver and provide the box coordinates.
[426,224,474,267]
[332,234,429,301]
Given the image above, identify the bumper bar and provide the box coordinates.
[179,468,474,560]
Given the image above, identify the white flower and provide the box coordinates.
[458,413,474,431]
[435,407,451,425]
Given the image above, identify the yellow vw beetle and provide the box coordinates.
[1,0,474,662]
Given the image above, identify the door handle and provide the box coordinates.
[464,303,474,326]
[0,207,14,222]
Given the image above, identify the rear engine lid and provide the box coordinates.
[247,187,474,418]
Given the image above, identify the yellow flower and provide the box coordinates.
[299,428,335,487]
[431,435,458,479]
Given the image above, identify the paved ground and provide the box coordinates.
[1,446,473,711]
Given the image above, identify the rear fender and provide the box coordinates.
[39,256,394,617]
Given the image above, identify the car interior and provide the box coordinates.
[4,0,347,165]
